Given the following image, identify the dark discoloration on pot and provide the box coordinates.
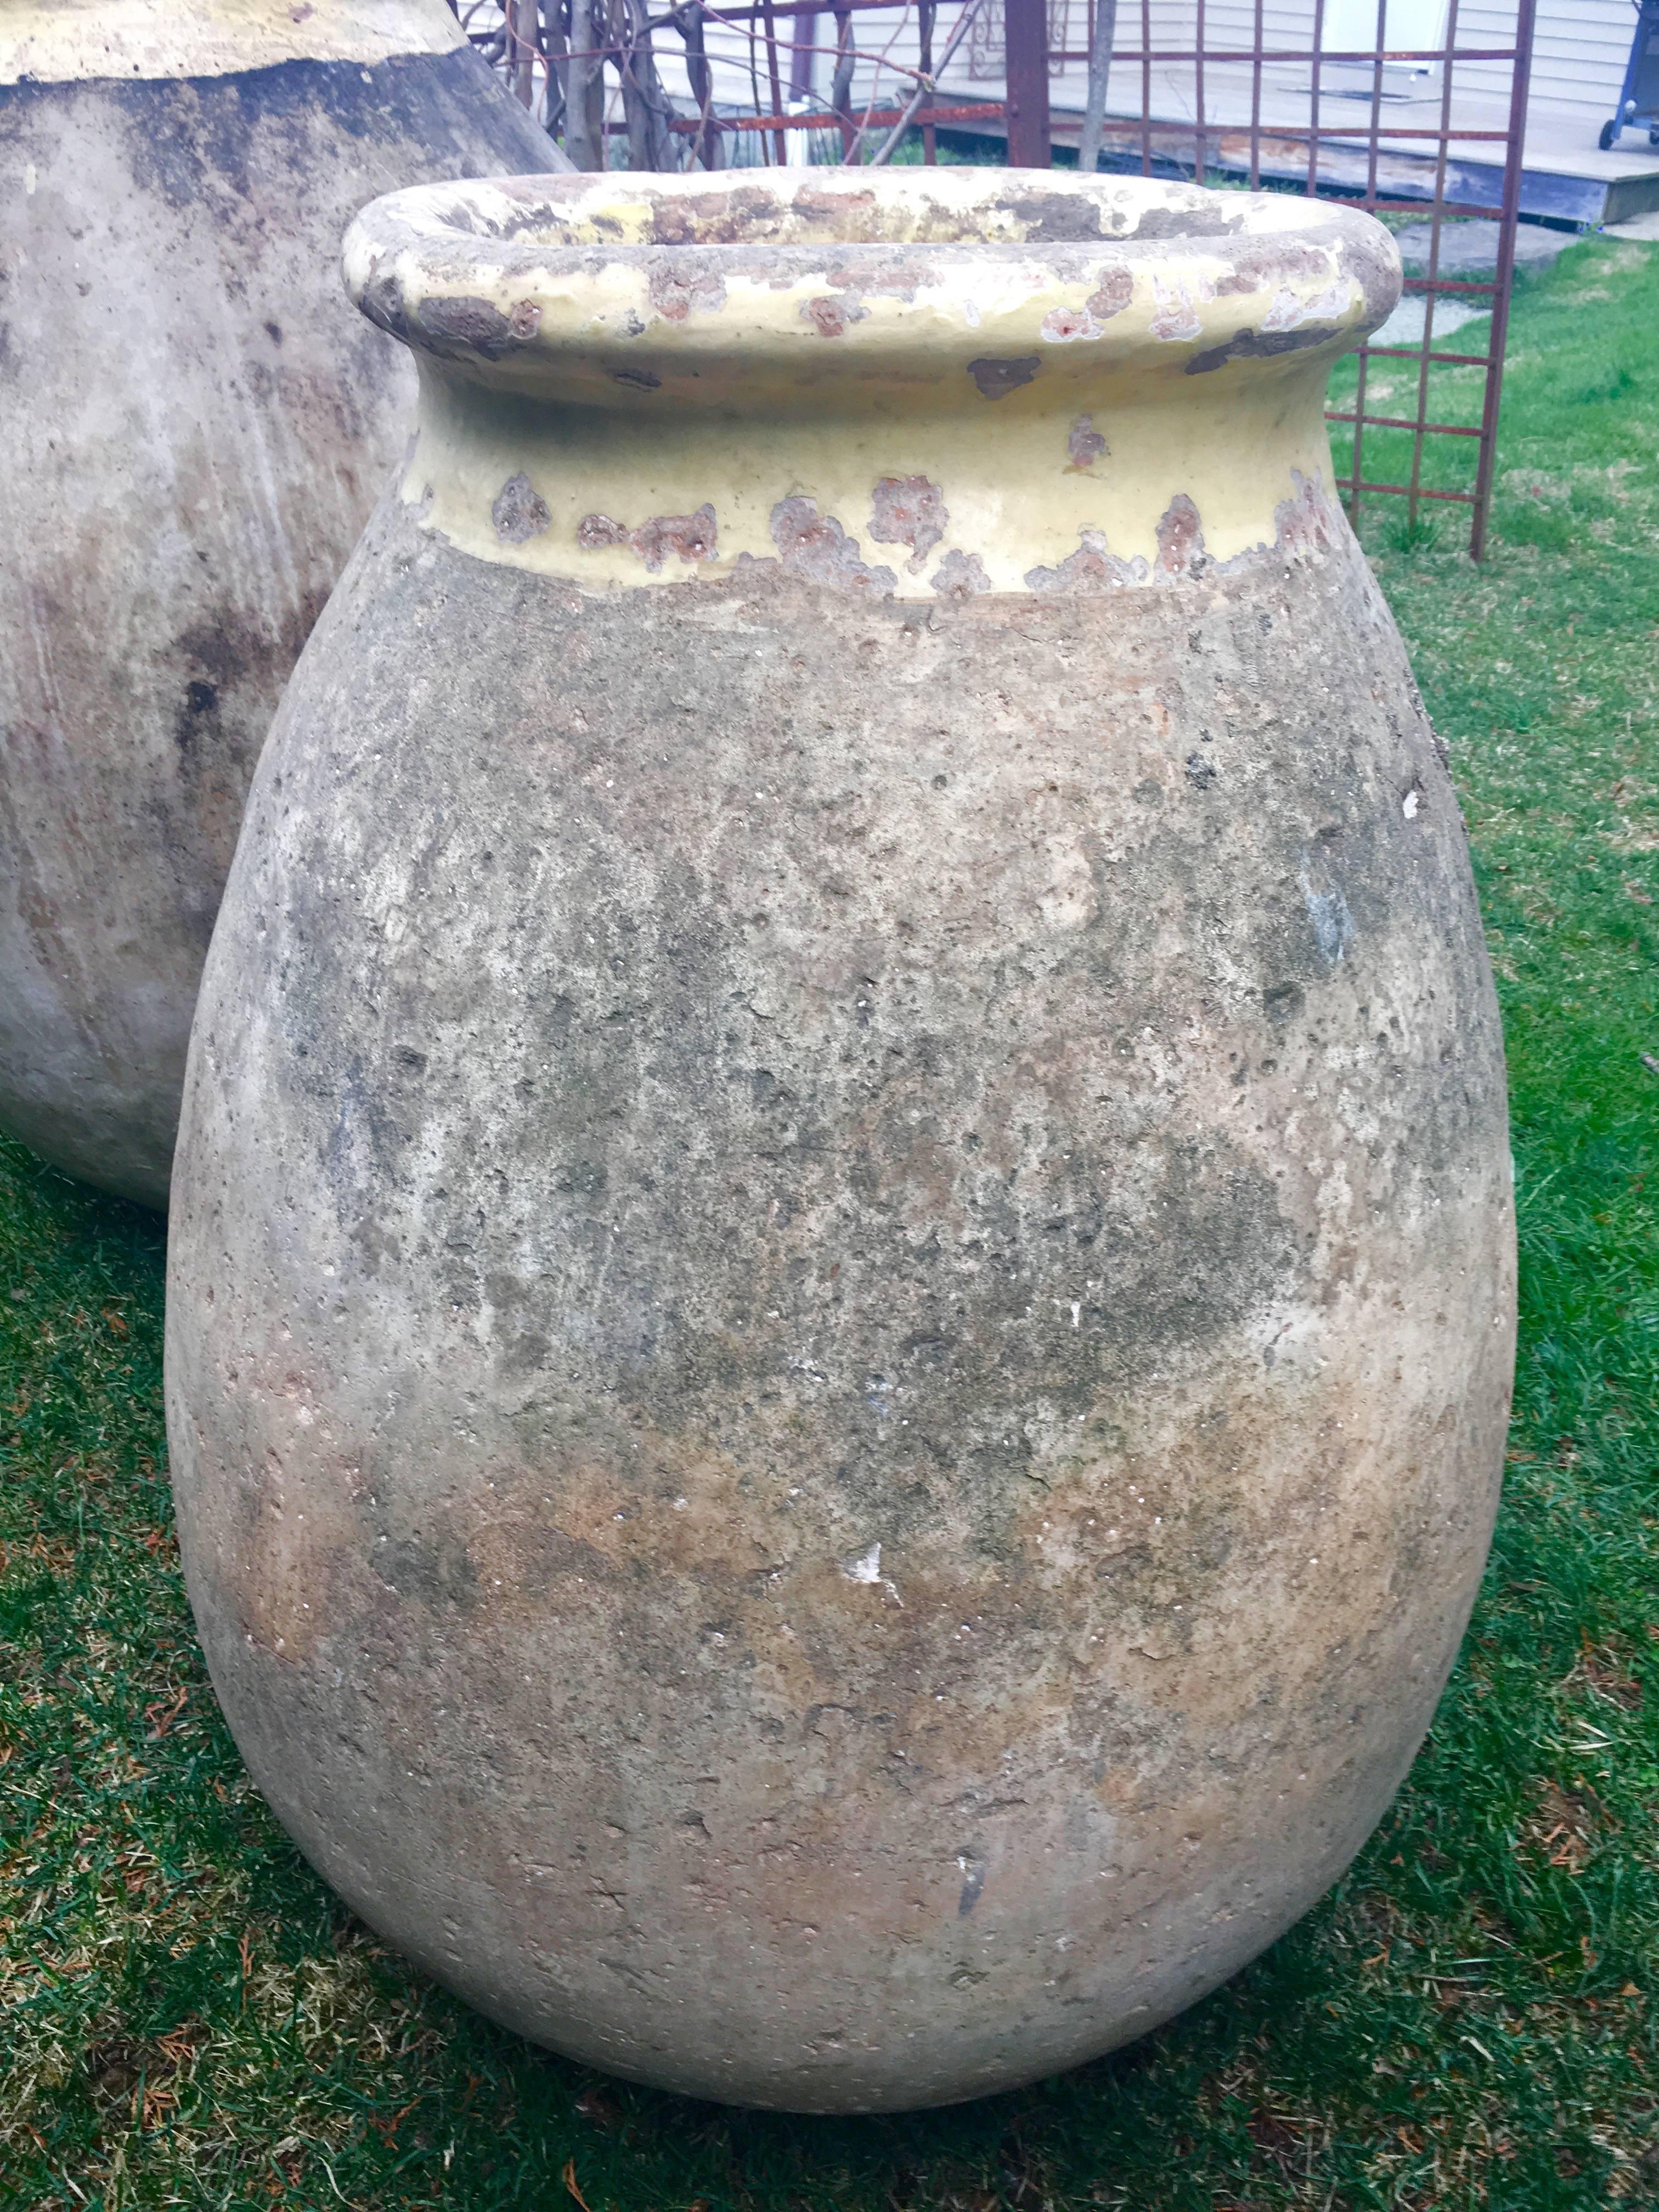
[0,19,563,1207]
[169,481,1514,2109]
[1187,320,1350,375]
[868,477,948,572]
[1155,492,1207,573]
[929,549,992,597]
[967,354,1043,399]
[492,472,552,541]
[763,498,899,593]
[1025,475,1346,595]
[1067,414,1108,467]
[1086,267,1135,319]
[416,293,528,358]
[802,295,868,337]
[576,505,720,571]
[648,258,729,323]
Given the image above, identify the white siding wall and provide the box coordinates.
[1180,0,1637,128]
[1453,1,1633,127]
[623,0,1637,149]
[940,0,1637,134]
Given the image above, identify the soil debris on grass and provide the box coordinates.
[3,236,1658,2210]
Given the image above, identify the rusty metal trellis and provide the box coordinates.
[459,0,1537,557]
[455,0,1022,166]
[1047,0,1540,557]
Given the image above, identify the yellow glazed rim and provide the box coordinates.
[346,170,1401,596]
[345,167,1402,407]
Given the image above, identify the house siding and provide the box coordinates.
[949,0,1638,137]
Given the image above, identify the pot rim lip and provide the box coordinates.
[345,166,1402,388]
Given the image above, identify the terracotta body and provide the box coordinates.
[0,0,566,1209]
[166,171,1516,2112]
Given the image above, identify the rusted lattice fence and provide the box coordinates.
[1045,0,1541,556]
[454,0,1539,555]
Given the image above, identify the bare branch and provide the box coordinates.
[864,0,984,164]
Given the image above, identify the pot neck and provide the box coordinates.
[402,349,1350,602]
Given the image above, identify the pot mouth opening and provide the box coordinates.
[388,166,1358,255]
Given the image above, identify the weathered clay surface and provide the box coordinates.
[0,10,563,1207]
[166,171,1514,2112]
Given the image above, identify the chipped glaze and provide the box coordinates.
[166,167,1513,2114]
[343,167,1400,597]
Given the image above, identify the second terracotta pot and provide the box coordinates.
[0,0,566,1208]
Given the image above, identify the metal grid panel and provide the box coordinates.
[457,0,1537,554]
[1046,0,1539,554]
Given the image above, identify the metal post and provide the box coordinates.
[919,0,938,163]
[1005,0,1052,167]
[1471,0,1538,561]
[761,0,787,160]
[1408,0,1461,531]
[789,8,818,98]
[1193,0,1206,183]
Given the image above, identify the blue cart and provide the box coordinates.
[1601,0,1659,149]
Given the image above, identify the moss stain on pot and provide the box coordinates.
[165,168,1516,2114]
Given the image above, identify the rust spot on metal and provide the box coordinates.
[868,476,946,573]
[966,355,1040,401]
[930,550,991,600]
[1086,267,1135,321]
[577,505,719,572]
[802,296,867,338]
[1066,414,1107,470]
[493,472,551,543]
[769,496,896,594]
[647,260,727,323]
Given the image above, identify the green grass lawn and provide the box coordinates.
[3,233,1658,2211]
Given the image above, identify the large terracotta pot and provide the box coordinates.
[166,170,1516,2113]
[0,0,566,1209]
